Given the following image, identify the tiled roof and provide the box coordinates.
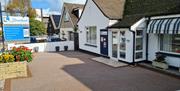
[64,3,84,26]
[110,0,180,28]
[92,0,125,19]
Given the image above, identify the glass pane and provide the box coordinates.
[136,38,143,50]
[172,35,180,53]
[86,26,97,45]
[136,30,143,36]
[160,34,180,53]
[112,32,118,58]
[120,31,125,36]
[136,52,143,59]
[120,38,126,50]
[120,52,126,59]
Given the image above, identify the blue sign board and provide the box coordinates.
[4,26,25,41]
[3,16,30,41]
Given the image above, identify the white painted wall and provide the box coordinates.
[125,30,134,63]
[148,34,159,61]
[78,0,109,54]
[8,41,74,52]
[60,28,74,40]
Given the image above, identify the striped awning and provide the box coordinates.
[147,18,180,34]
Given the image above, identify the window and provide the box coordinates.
[64,11,69,21]
[160,34,180,53]
[86,26,97,45]
[119,31,126,59]
[135,30,143,59]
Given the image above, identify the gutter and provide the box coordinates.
[129,28,135,65]
[146,17,151,61]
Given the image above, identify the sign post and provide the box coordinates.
[0,2,5,51]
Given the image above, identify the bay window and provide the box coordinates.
[160,34,180,53]
[86,26,97,45]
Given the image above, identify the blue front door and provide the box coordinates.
[100,29,108,56]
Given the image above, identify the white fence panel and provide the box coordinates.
[8,41,74,52]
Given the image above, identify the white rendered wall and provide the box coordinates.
[8,41,74,52]
[78,0,109,54]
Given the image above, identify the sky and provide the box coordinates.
[31,0,86,14]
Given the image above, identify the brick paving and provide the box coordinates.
[11,51,180,91]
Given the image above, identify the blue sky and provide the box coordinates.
[31,0,86,12]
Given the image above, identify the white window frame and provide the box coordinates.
[159,34,180,55]
[85,26,97,45]
[135,30,144,59]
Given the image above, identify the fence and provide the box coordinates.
[8,41,74,52]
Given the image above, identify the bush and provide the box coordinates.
[11,46,33,63]
[30,18,46,36]
[0,46,33,63]
[154,53,166,63]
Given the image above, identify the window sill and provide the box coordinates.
[157,51,180,58]
[84,44,97,47]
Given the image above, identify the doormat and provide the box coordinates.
[92,57,128,68]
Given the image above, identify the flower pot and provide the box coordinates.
[55,46,60,52]
[34,47,39,52]
[0,62,27,80]
[152,61,168,70]
[64,46,68,51]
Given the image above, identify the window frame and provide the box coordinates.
[135,30,144,59]
[85,26,97,46]
[159,34,180,56]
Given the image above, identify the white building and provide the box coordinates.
[78,0,180,70]
[78,0,123,55]
[59,2,84,41]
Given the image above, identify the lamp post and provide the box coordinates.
[0,2,5,52]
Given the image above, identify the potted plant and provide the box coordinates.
[152,53,168,69]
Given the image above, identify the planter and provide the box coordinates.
[34,47,39,52]
[55,46,60,52]
[64,46,68,51]
[152,61,168,70]
[0,62,27,80]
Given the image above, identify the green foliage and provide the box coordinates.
[0,31,2,36]
[30,18,46,36]
[11,46,33,63]
[154,53,166,63]
[6,0,36,18]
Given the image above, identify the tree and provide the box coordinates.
[30,18,46,36]
[6,0,36,18]
[6,0,47,36]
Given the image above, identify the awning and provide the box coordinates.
[147,18,180,34]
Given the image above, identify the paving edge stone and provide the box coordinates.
[0,80,5,91]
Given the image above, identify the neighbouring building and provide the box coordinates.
[47,15,61,36]
[78,0,180,70]
[35,9,43,21]
[59,2,84,41]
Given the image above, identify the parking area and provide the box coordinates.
[11,51,180,91]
